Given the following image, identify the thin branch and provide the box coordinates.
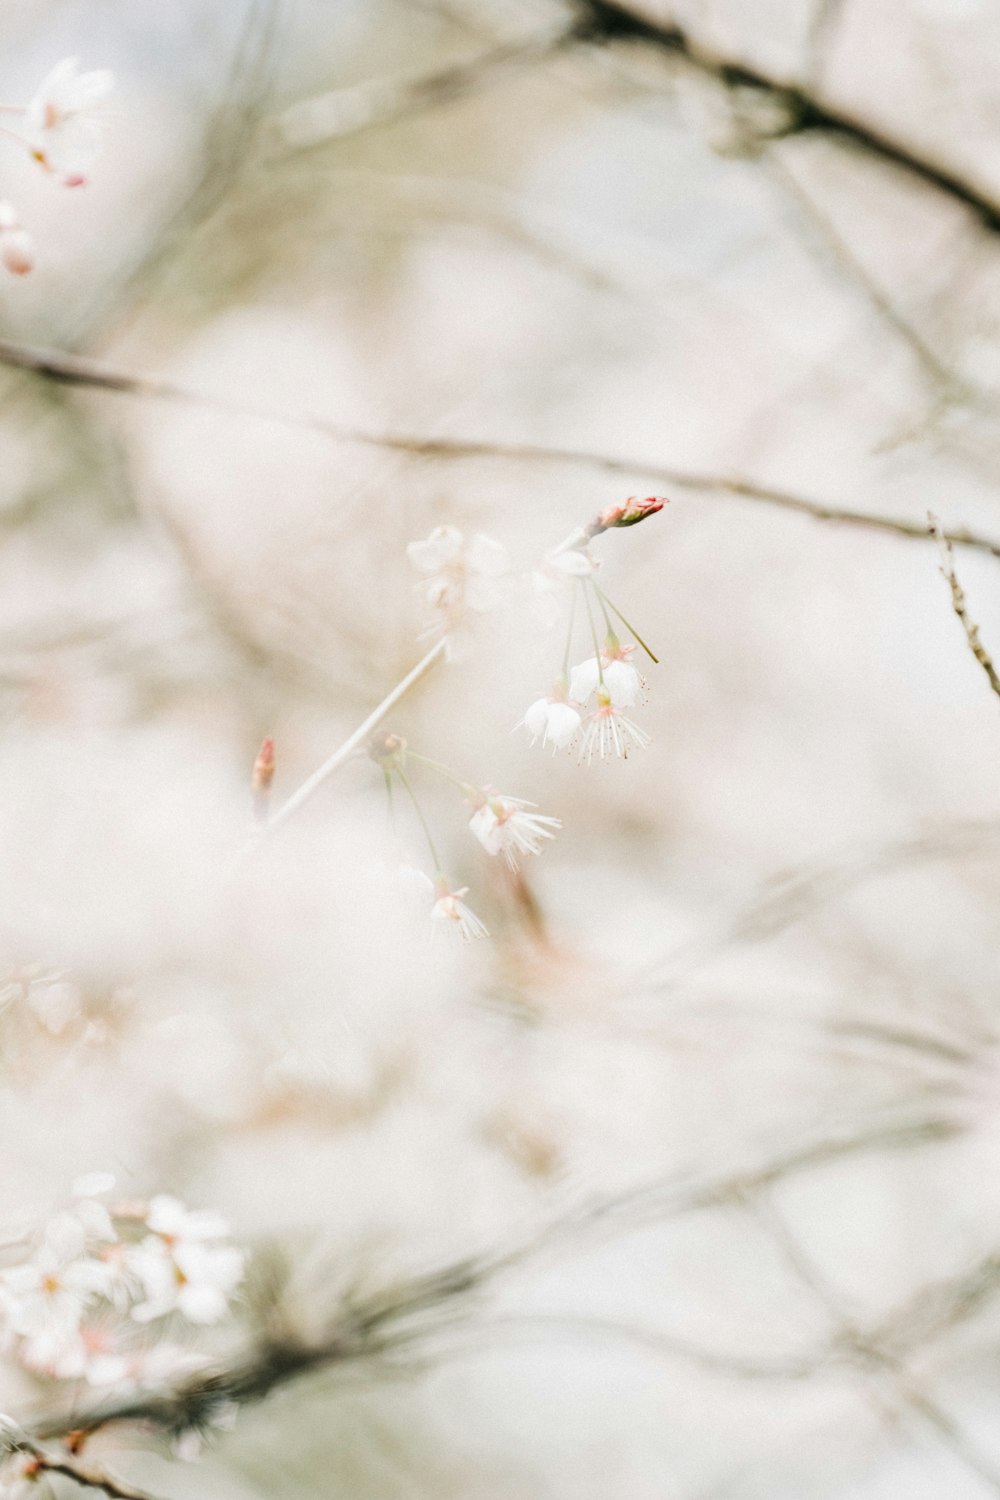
[1,340,997,558]
[0,1423,163,1500]
[930,511,1000,705]
[262,639,448,835]
[576,0,1000,232]
[753,1197,1000,1495]
[271,23,574,153]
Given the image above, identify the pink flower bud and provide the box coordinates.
[585,497,667,537]
[1,227,35,276]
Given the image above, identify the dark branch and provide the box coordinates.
[576,0,1000,232]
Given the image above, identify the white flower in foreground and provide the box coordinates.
[407,524,509,635]
[469,794,561,869]
[2,1225,111,1342]
[127,1195,244,1325]
[570,643,642,708]
[579,689,651,764]
[25,57,114,182]
[431,882,489,941]
[519,694,582,751]
[0,202,34,277]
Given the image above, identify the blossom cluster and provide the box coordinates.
[0,57,114,277]
[385,499,664,938]
[0,1176,244,1389]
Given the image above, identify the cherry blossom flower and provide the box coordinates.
[579,689,651,764]
[407,525,509,637]
[2,1217,112,1346]
[25,57,114,182]
[0,202,34,277]
[468,794,561,869]
[519,693,582,751]
[570,640,642,709]
[127,1196,244,1325]
[430,881,489,941]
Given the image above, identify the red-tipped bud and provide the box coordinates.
[251,737,275,822]
[586,496,667,538]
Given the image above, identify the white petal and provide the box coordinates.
[406,525,463,573]
[569,657,601,704]
[466,533,509,576]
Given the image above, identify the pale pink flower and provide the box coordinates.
[25,57,114,182]
[579,689,651,763]
[468,794,560,869]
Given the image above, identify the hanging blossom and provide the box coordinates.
[569,636,643,709]
[0,1178,245,1388]
[468,792,561,870]
[24,57,115,183]
[579,687,651,764]
[407,524,509,646]
[518,682,582,752]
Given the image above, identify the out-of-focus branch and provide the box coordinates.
[754,1197,1000,1495]
[272,21,575,152]
[1,340,997,559]
[0,1422,162,1500]
[575,0,1000,232]
[930,511,1000,705]
[31,1113,952,1445]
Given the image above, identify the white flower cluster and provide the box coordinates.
[0,57,114,277]
[0,1177,244,1388]
[394,502,663,940]
[521,637,650,763]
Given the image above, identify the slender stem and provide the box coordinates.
[406,751,478,797]
[561,584,578,678]
[396,768,444,872]
[582,580,605,685]
[265,638,447,835]
[594,584,659,665]
[593,583,613,637]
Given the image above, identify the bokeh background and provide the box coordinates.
[4,0,1000,1495]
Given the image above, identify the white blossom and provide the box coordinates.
[127,1195,244,1325]
[2,1224,111,1345]
[570,650,642,709]
[579,690,651,764]
[430,884,489,941]
[25,57,114,182]
[407,525,510,636]
[468,794,561,869]
[519,695,582,751]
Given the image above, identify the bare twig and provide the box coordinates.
[0,1421,162,1500]
[930,511,1000,705]
[753,1197,1000,1494]
[576,0,1000,232]
[1,340,997,559]
[262,639,448,834]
